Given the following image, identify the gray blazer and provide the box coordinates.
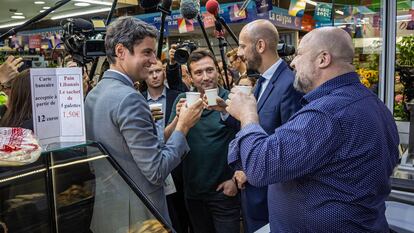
[85,70,189,229]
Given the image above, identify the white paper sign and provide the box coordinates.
[30,68,85,145]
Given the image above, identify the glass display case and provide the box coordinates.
[0,142,173,233]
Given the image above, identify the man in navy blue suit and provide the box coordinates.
[212,19,303,232]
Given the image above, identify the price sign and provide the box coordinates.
[31,68,85,145]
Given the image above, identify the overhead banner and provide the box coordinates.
[288,0,306,17]
[268,8,302,30]
[314,2,332,22]
[255,0,273,14]
[229,3,247,22]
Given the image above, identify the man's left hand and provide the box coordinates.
[226,88,259,126]
[216,179,238,197]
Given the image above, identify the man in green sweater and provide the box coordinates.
[165,48,240,233]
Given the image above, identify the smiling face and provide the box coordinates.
[189,56,219,92]
[117,36,158,83]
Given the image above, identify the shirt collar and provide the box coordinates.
[107,69,134,86]
[147,87,167,101]
[261,58,283,81]
[303,72,361,104]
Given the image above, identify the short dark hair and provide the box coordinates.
[187,48,219,74]
[105,16,158,64]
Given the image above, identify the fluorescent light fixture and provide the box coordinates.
[34,1,45,4]
[40,10,45,12]
[335,10,344,15]
[0,21,26,29]
[11,15,25,19]
[51,7,111,20]
[73,0,112,6]
[306,0,317,6]
[14,12,24,15]
[43,6,51,9]
[74,2,91,6]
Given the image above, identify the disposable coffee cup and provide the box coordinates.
[205,88,218,106]
[186,92,200,106]
[149,103,163,111]
[235,85,252,95]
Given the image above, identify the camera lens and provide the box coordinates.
[174,48,190,64]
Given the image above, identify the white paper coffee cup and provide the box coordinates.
[186,92,200,106]
[149,103,163,111]
[235,85,252,95]
[205,88,218,106]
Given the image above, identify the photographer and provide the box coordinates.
[166,43,194,92]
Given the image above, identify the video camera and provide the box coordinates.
[62,18,106,65]
[174,41,198,64]
[277,41,295,57]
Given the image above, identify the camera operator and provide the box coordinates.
[166,43,195,92]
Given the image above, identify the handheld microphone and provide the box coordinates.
[180,0,200,20]
[140,0,161,9]
[206,0,220,16]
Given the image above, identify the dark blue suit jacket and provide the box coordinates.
[226,60,303,232]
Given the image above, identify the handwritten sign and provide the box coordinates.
[30,68,85,145]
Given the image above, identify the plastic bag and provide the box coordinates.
[0,127,42,166]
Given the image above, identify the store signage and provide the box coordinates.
[288,0,306,17]
[30,68,85,145]
[314,3,333,22]
[29,35,41,49]
[255,0,273,14]
[268,8,301,30]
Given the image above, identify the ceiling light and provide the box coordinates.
[43,6,51,9]
[14,12,24,15]
[73,0,112,6]
[11,15,25,19]
[306,0,317,6]
[34,1,45,4]
[335,10,344,15]
[51,7,111,20]
[40,10,45,12]
[0,21,26,29]
[74,2,91,6]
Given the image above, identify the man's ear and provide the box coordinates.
[114,43,126,61]
[318,51,332,69]
[256,39,266,54]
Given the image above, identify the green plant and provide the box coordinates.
[396,35,414,67]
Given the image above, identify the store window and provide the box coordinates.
[394,1,414,121]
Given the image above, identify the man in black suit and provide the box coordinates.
[142,59,192,233]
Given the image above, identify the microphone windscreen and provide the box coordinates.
[206,0,219,16]
[72,18,94,32]
[180,0,200,20]
[140,0,161,9]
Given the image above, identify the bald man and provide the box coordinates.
[213,19,303,232]
[225,27,399,232]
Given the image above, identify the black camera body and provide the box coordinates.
[174,41,198,64]
[62,18,106,65]
[277,41,295,57]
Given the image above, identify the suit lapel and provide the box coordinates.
[257,61,288,112]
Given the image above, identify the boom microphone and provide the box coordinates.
[180,0,200,20]
[140,0,161,9]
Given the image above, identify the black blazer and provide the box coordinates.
[142,88,181,125]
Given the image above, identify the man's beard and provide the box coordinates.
[293,72,314,93]
[246,49,262,72]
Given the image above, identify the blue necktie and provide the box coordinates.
[253,76,266,100]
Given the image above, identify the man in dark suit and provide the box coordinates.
[212,19,303,232]
[142,59,192,233]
